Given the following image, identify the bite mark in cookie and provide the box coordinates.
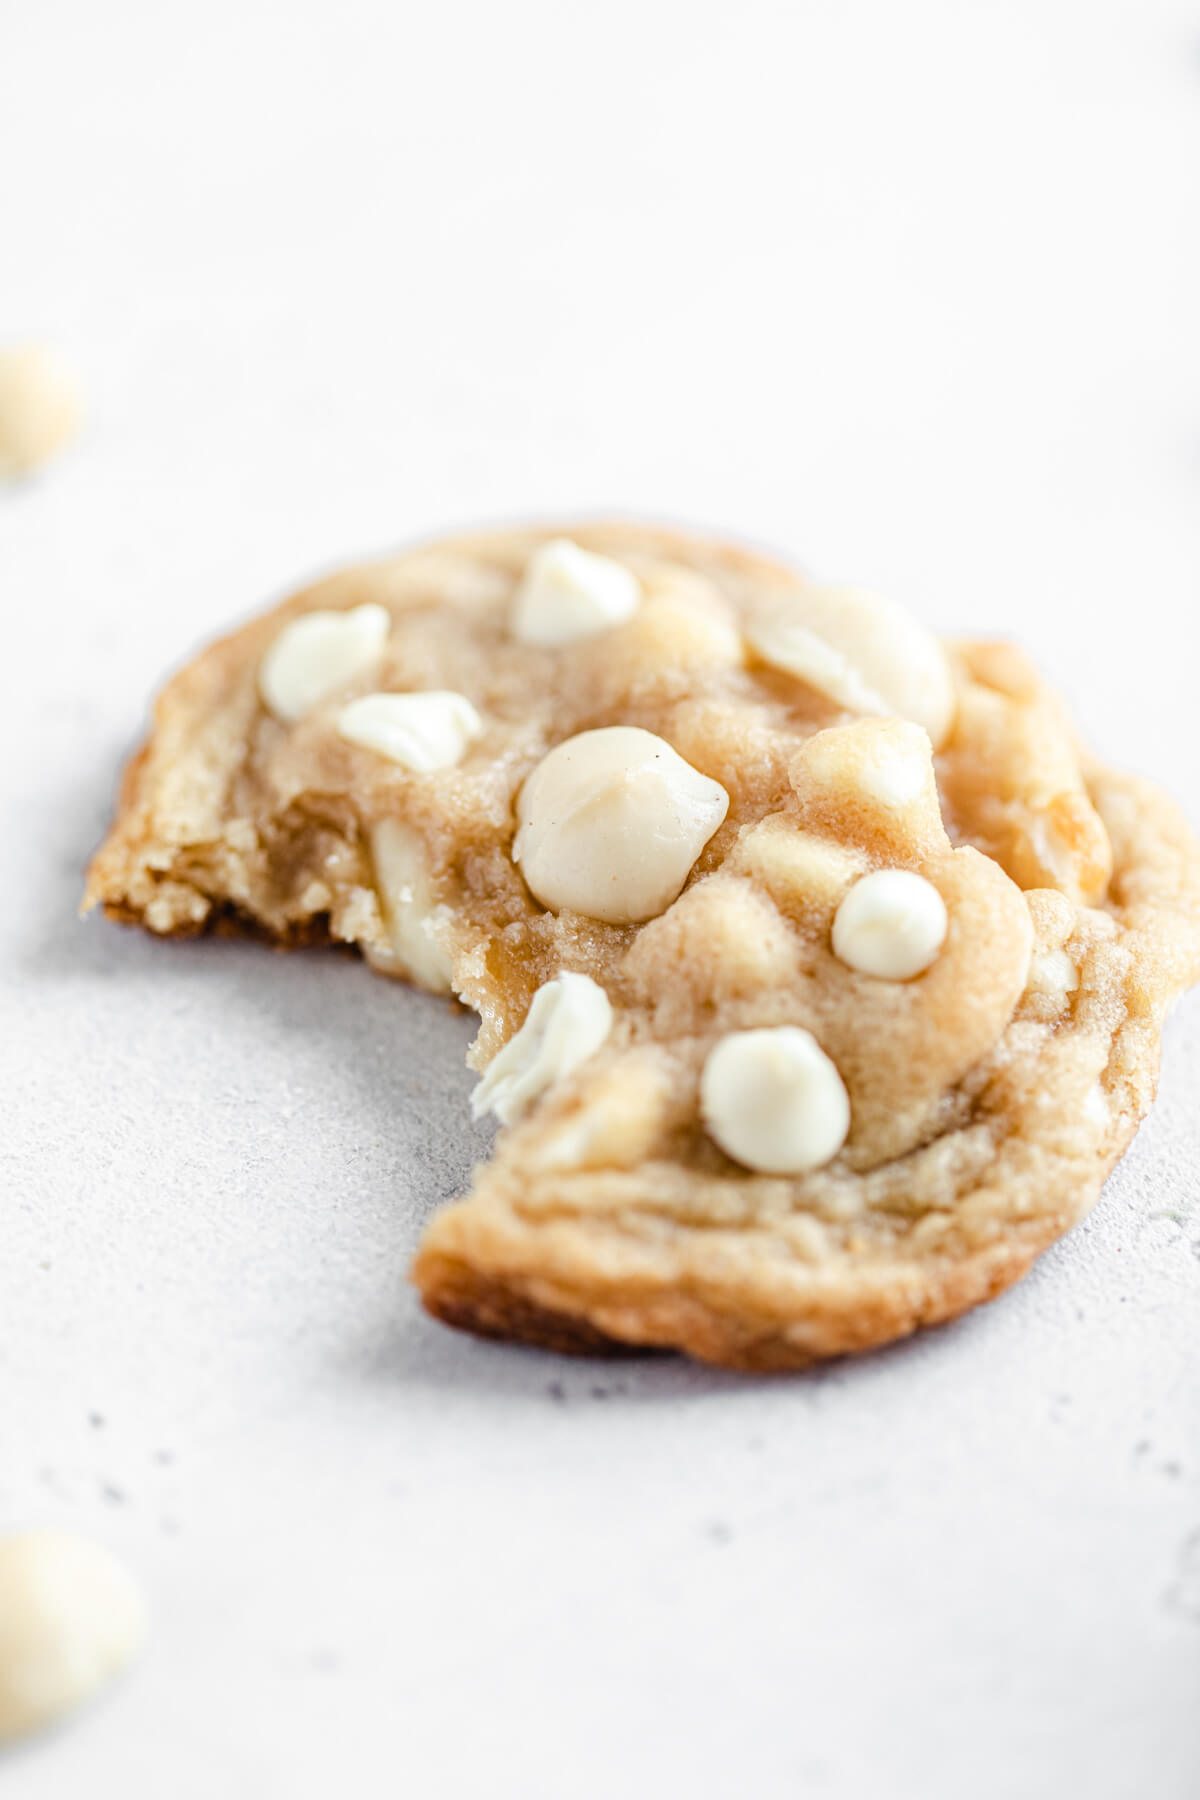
[83,524,1200,1370]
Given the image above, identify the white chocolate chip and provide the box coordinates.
[369,818,453,993]
[747,585,955,748]
[337,690,484,772]
[510,539,641,646]
[750,620,888,717]
[855,737,929,809]
[0,1532,146,1745]
[472,972,614,1124]
[0,347,82,479]
[1083,1082,1109,1126]
[259,604,391,723]
[513,726,729,924]
[701,1026,850,1174]
[1027,946,1080,999]
[832,870,948,980]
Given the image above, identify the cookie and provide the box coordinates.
[84,525,1200,1369]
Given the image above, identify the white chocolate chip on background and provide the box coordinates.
[472,972,614,1124]
[337,690,484,771]
[0,1531,146,1745]
[513,726,730,924]
[258,604,391,723]
[369,818,453,993]
[832,869,949,980]
[510,539,641,646]
[748,584,955,748]
[701,1026,851,1175]
[0,346,82,479]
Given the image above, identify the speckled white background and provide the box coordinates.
[2,1,1199,1794]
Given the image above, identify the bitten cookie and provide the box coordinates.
[84,524,1200,1369]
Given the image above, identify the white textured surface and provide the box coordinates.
[2,1,1199,1793]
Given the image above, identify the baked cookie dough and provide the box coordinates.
[84,525,1200,1369]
